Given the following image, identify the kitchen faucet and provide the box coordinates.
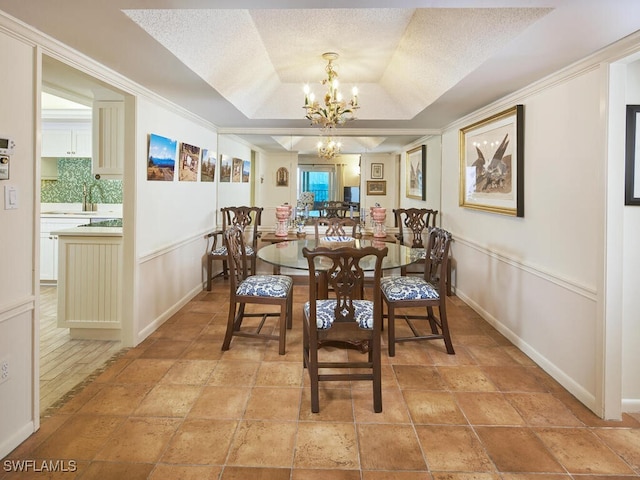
[82,183,89,211]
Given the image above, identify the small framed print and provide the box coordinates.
[371,163,384,179]
[367,180,386,196]
[406,145,426,200]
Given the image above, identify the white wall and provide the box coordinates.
[0,28,38,458]
[398,136,442,214]
[440,62,617,416]
[255,150,298,228]
[134,98,218,343]
[361,153,397,226]
[622,59,640,410]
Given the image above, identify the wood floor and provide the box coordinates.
[39,285,123,413]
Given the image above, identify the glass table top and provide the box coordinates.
[257,238,419,271]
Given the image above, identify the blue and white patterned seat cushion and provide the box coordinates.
[380,276,439,301]
[236,275,292,298]
[304,299,374,330]
[211,245,255,256]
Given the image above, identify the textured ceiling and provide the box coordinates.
[2,0,640,154]
[123,8,549,121]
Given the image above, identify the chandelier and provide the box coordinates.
[303,52,359,129]
[316,137,342,160]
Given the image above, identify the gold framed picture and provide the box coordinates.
[366,180,386,195]
[406,145,426,200]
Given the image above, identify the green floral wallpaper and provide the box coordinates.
[41,158,122,204]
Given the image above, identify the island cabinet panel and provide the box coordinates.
[56,234,123,340]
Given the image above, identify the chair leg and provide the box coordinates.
[286,292,293,329]
[278,303,287,355]
[438,306,455,355]
[372,339,382,413]
[222,259,229,279]
[221,301,237,351]
[387,304,397,357]
[309,347,320,413]
[206,256,213,291]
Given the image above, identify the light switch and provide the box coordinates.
[4,185,17,210]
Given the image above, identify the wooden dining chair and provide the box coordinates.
[302,244,388,413]
[380,227,454,357]
[221,225,293,355]
[313,217,358,239]
[206,206,262,291]
[393,208,438,274]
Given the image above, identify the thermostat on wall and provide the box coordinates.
[0,135,15,156]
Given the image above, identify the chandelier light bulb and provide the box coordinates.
[303,52,360,130]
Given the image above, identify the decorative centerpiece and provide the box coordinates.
[370,204,387,238]
[292,205,309,237]
[275,204,292,237]
[319,236,356,248]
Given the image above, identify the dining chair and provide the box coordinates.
[206,206,263,291]
[323,200,344,218]
[393,208,438,273]
[221,225,293,355]
[313,217,358,239]
[380,227,454,357]
[302,244,388,413]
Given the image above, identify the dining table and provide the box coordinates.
[257,237,420,298]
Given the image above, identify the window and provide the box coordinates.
[298,166,335,205]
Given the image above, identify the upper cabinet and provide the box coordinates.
[92,101,124,178]
[42,121,92,158]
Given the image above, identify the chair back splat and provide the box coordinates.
[206,206,263,291]
[302,245,388,413]
[221,225,293,355]
[381,227,454,357]
[314,217,357,239]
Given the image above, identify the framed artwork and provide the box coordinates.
[625,104,640,205]
[219,154,231,182]
[232,158,243,182]
[459,104,524,217]
[147,133,176,181]
[276,167,289,186]
[242,160,250,183]
[371,163,384,179]
[367,180,386,195]
[406,145,426,200]
[200,149,216,182]
[178,142,200,182]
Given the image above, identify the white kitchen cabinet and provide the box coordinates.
[93,101,124,177]
[40,217,89,282]
[42,121,92,158]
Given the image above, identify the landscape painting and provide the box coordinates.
[232,157,243,182]
[242,160,250,183]
[178,142,200,182]
[200,149,216,182]
[220,155,232,182]
[147,133,177,181]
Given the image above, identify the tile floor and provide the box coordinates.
[3,280,640,479]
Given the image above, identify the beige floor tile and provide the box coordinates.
[363,472,432,480]
[481,366,549,392]
[221,466,292,480]
[403,390,467,425]
[536,427,637,474]
[208,361,260,386]
[298,387,355,422]
[244,387,301,420]
[393,365,447,390]
[228,420,297,467]
[505,392,583,426]
[159,359,217,384]
[162,418,238,465]
[149,465,222,480]
[455,392,525,425]
[474,426,564,472]
[113,358,175,384]
[358,424,426,471]
[94,417,181,463]
[31,415,124,460]
[595,427,640,472]
[80,461,154,480]
[294,422,359,469]
[134,384,202,417]
[188,386,251,419]
[255,361,303,386]
[353,387,411,423]
[437,366,497,392]
[415,425,495,472]
[77,384,152,415]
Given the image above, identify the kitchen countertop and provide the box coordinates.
[52,225,123,237]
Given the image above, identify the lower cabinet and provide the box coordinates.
[40,217,88,282]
